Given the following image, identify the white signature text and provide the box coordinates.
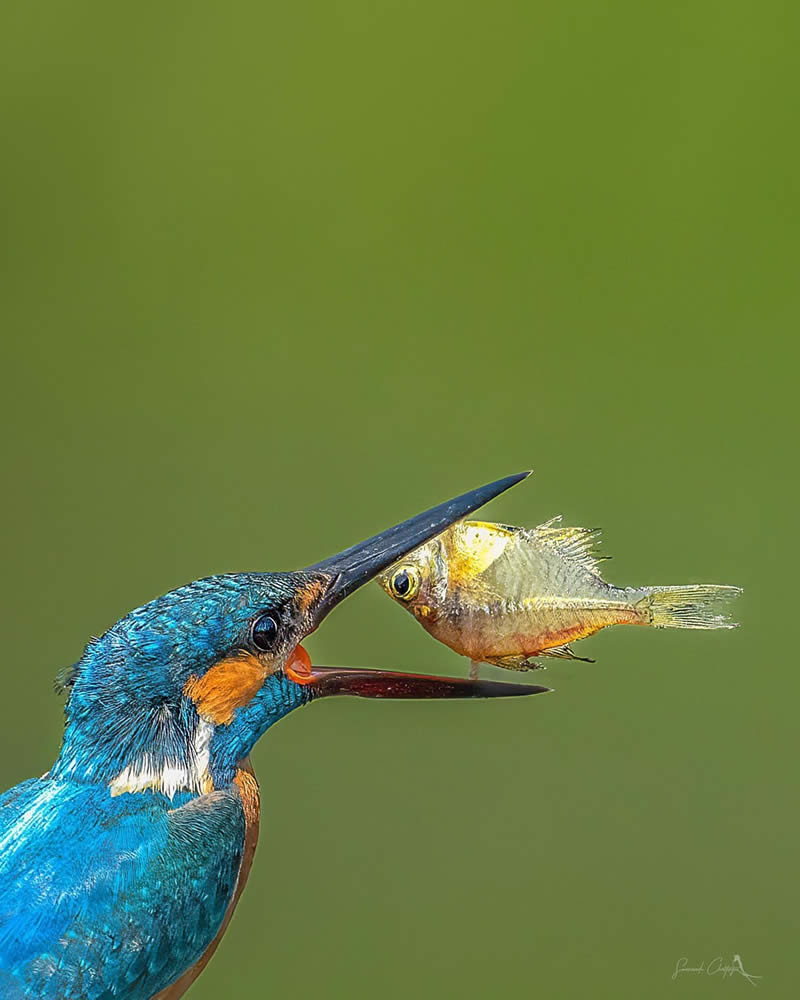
[672,955,761,986]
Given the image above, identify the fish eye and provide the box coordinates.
[251,613,280,652]
[389,567,420,601]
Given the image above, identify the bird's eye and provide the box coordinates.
[251,613,280,652]
[389,566,420,601]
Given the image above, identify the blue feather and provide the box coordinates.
[0,778,245,998]
[0,572,317,996]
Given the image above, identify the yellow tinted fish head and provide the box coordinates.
[444,521,515,587]
[377,535,448,625]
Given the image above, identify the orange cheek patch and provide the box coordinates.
[184,653,269,725]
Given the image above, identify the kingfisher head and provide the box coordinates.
[52,473,545,796]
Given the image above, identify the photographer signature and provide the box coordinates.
[673,955,761,986]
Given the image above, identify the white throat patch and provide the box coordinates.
[109,718,215,799]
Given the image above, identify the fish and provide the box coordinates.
[377,517,741,673]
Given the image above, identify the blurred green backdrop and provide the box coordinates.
[1,2,796,997]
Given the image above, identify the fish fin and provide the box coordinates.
[540,643,595,663]
[524,520,609,579]
[484,654,544,671]
[635,585,742,629]
[499,513,564,534]
[469,517,610,602]
[493,521,528,534]
[534,514,563,530]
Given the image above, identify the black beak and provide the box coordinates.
[288,471,550,700]
[307,471,530,618]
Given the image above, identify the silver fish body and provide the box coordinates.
[378,518,741,669]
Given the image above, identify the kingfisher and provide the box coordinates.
[0,473,547,999]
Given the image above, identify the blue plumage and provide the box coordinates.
[0,573,315,998]
[0,476,530,997]
[53,574,311,786]
[0,780,244,998]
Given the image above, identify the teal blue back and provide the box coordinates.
[0,779,245,999]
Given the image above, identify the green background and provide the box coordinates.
[1,2,795,997]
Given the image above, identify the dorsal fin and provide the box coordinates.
[524,516,610,578]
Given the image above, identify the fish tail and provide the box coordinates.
[634,585,742,629]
